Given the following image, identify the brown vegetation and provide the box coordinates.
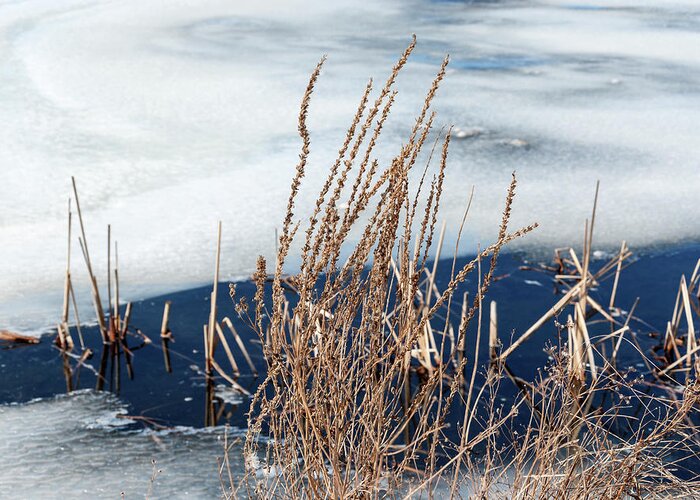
[215,39,700,498]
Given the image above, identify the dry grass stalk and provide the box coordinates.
[54,181,183,392]
[59,198,76,350]
[0,330,40,345]
[200,222,260,384]
[608,240,627,311]
[113,240,120,331]
[216,321,240,376]
[222,317,258,375]
[160,301,172,339]
[489,300,498,361]
[72,177,108,343]
[655,260,700,379]
[206,221,223,376]
[161,301,173,373]
[500,184,633,365]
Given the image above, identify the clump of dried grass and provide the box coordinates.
[446,347,700,499]
[239,38,536,497]
[221,39,700,499]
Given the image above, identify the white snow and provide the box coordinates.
[0,0,698,332]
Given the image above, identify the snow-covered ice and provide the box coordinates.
[0,0,698,332]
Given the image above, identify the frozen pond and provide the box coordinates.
[0,0,699,332]
[0,1,698,497]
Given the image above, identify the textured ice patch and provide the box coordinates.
[0,391,243,499]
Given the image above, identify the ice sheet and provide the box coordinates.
[0,390,242,499]
[0,0,698,332]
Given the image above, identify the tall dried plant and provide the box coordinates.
[229,39,700,499]
[241,38,536,498]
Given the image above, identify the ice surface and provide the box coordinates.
[0,0,698,332]
[0,391,242,499]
